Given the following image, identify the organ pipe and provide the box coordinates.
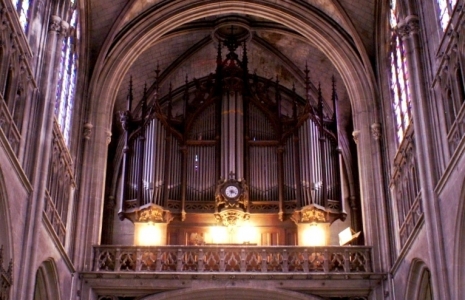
[118,35,346,224]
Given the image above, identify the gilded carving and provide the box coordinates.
[214,208,250,227]
[137,204,172,223]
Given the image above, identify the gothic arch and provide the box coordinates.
[81,0,385,274]
[454,179,465,297]
[0,168,12,266]
[404,259,433,300]
[140,286,322,300]
[88,1,377,123]
[33,259,61,300]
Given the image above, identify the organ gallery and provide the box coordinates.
[114,23,353,246]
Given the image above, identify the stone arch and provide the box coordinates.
[141,286,322,300]
[33,259,61,300]
[404,259,433,300]
[88,1,377,125]
[81,1,384,272]
[0,168,12,267]
[454,180,465,297]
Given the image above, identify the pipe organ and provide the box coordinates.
[117,27,347,236]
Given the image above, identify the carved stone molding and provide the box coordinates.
[106,130,112,145]
[352,130,360,144]
[49,15,62,32]
[60,20,70,37]
[398,15,420,39]
[371,123,381,140]
[405,15,420,35]
[83,122,93,140]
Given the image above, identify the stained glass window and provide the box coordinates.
[437,0,457,31]
[55,6,79,145]
[13,0,32,32]
[389,0,412,143]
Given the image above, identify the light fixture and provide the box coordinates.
[305,222,326,246]
[210,225,228,244]
[338,227,361,246]
[134,221,164,246]
[237,220,258,244]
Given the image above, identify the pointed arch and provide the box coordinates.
[454,179,465,295]
[0,168,13,267]
[33,259,61,300]
[140,287,322,300]
[404,259,433,300]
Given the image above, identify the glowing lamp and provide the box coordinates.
[134,222,166,246]
[210,225,228,244]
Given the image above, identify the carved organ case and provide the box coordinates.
[117,25,348,245]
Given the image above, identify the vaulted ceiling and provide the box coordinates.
[87,0,377,135]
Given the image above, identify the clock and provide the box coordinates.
[224,185,239,199]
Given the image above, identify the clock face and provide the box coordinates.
[224,185,239,198]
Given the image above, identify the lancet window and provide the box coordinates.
[389,0,412,144]
[12,0,32,32]
[55,6,78,145]
[388,1,423,250]
[436,0,457,31]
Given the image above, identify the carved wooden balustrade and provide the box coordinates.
[43,120,76,246]
[0,246,12,300]
[93,245,372,274]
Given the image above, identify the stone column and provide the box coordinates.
[352,118,391,299]
[16,15,69,299]
[399,15,451,299]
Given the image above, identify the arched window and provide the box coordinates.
[55,5,78,145]
[389,0,412,144]
[437,0,457,31]
[12,0,33,32]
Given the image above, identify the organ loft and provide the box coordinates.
[112,22,354,247]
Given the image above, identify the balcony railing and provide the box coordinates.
[93,245,372,274]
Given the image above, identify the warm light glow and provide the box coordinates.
[134,222,163,246]
[237,221,258,244]
[302,223,326,246]
[210,226,228,244]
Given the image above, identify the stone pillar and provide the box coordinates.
[352,119,390,299]
[399,15,451,299]
[16,15,69,299]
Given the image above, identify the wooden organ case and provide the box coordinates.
[117,28,348,246]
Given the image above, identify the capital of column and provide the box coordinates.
[398,15,420,39]
[49,15,62,32]
[371,123,381,141]
[60,20,70,37]
[352,130,360,145]
[106,130,112,145]
[405,15,420,35]
[83,123,93,140]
